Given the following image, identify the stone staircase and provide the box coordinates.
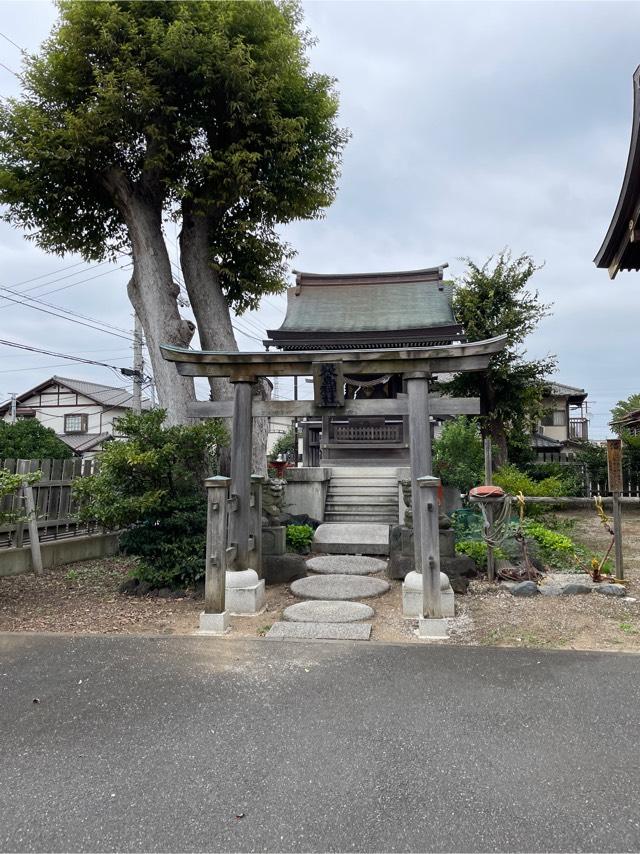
[323,466,401,524]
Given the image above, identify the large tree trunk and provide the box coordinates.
[179,204,270,475]
[105,169,196,425]
[478,375,508,468]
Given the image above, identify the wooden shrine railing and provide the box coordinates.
[333,422,403,443]
[203,475,263,615]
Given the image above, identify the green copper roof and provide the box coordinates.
[277,280,457,334]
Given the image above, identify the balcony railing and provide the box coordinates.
[569,418,588,441]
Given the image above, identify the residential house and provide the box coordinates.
[531,382,589,461]
[0,375,151,457]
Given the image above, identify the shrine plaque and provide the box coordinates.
[607,439,623,494]
[313,362,345,407]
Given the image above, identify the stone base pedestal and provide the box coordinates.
[416,617,449,640]
[402,570,455,617]
[198,610,230,635]
[226,569,266,615]
[262,525,286,556]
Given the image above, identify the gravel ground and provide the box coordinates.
[1,508,639,650]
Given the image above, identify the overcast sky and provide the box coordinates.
[1,1,640,437]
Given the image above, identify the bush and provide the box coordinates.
[73,410,228,588]
[521,521,576,568]
[524,462,585,497]
[493,464,569,498]
[433,417,484,494]
[270,427,297,462]
[286,524,314,553]
[455,540,506,569]
[0,419,71,459]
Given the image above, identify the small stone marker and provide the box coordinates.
[594,584,627,597]
[283,600,374,623]
[266,622,372,641]
[510,581,540,597]
[290,574,390,601]
[306,555,387,576]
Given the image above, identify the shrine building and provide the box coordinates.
[264,265,465,467]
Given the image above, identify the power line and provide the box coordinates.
[0,60,19,78]
[0,261,118,309]
[0,338,133,371]
[0,31,26,54]
[0,269,134,337]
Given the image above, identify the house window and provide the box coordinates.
[64,413,88,434]
[541,409,566,427]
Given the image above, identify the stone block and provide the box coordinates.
[402,570,455,617]
[262,526,286,556]
[225,569,266,615]
[266,622,372,641]
[417,617,449,639]
[387,526,466,581]
[511,581,540,597]
[262,553,307,585]
[198,611,230,634]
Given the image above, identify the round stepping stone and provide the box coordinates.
[306,555,387,576]
[283,600,374,623]
[290,574,390,601]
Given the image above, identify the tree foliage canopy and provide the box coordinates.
[0,419,72,460]
[433,417,484,494]
[0,0,348,311]
[441,250,556,464]
[611,392,640,437]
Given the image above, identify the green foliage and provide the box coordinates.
[433,417,484,494]
[455,540,506,569]
[440,251,556,464]
[523,462,585,497]
[0,1,348,309]
[521,521,576,568]
[493,464,569,498]
[0,419,72,460]
[73,410,228,588]
[286,523,314,553]
[270,427,297,461]
[611,393,640,436]
[0,467,41,525]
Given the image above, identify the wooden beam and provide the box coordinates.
[187,396,480,419]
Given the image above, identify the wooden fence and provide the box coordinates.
[0,457,99,549]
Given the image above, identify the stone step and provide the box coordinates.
[329,466,406,476]
[314,522,391,555]
[266,622,372,641]
[324,513,397,524]
[328,476,398,485]
[325,496,398,507]
[283,600,375,622]
[291,573,390,600]
[307,555,388,575]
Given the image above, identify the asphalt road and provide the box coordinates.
[1,633,639,853]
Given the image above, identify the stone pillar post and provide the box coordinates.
[417,475,448,639]
[199,476,231,634]
[405,372,432,573]
[229,378,254,571]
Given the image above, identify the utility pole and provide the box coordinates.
[132,314,143,415]
[10,392,17,424]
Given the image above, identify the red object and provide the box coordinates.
[469,485,506,499]
[271,460,290,478]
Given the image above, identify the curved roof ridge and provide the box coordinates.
[292,265,448,287]
[595,66,640,275]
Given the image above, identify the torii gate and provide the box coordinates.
[162,335,507,636]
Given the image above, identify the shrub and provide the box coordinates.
[433,417,484,494]
[493,464,570,498]
[522,521,576,568]
[524,462,585,497]
[286,524,314,553]
[73,410,228,588]
[0,419,71,459]
[455,540,506,569]
[270,427,297,462]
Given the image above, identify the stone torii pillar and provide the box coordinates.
[405,371,432,571]
[228,377,254,571]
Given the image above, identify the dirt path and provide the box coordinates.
[1,509,639,650]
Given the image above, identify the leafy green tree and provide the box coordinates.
[0,420,72,460]
[441,251,556,467]
[270,426,297,461]
[0,1,347,436]
[74,409,228,588]
[433,417,484,494]
[611,393,640,436]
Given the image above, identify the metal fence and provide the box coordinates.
[0,457,99,549]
